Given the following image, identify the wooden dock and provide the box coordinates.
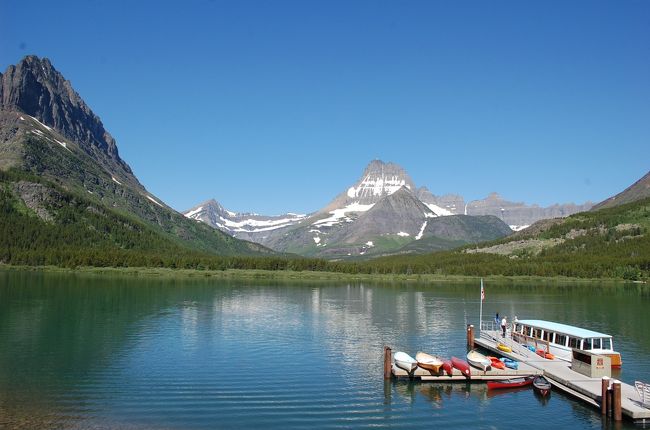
[391,362,541,381]
[474,329,650,424]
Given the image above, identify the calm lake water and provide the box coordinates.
[1,270,649,429]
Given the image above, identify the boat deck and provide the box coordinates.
[475,329,650,424]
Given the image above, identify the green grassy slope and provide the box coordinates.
[358,198,650,280]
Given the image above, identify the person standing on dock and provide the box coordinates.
[501,316,507,337]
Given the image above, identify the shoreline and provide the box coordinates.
[0,264,640,285]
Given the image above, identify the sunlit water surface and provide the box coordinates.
[1,270,648,429]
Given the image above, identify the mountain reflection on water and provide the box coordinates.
[0,270,647,429]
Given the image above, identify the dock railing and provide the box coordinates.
[636,381,650,408]
[479,321,528,356]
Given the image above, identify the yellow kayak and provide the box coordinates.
[497,343,512,353]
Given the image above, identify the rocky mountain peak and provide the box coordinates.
[321,159,416,212]
[0,55,132,175]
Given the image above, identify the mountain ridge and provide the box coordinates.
[0,55,273,257]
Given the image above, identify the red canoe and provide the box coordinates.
[451,356,471,378]
[487,376,534,390]
[442,359,453,376]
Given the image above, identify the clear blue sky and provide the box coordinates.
[2,1,649,214]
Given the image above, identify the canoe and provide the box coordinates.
[499,357,519,370]
[394,351,417,373]
[487,356,505,370]
[533,375,552,397]
[536,349,555,360]
[467,350,491,371]
[451,356,472,378]
[487,376,534,390]
[497,343,512,353]
[415,352,444,373]
[442,359,453,376]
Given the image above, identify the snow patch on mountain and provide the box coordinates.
[313,202,374,227]
[146,195,164,207]
[423,202,454,216]
[509,225,530,232]
[397,231,410,237]
[415,221,428,240]
[185,206,204,218]
[347,175,410,199]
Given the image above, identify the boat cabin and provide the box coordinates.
[512,319,622,368]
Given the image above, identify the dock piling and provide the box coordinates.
[467,325,475,349]
[383,346,392,380]
[613,379,622,421]
[601,376,610,415]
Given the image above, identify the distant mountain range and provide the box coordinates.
[2,54,628,266]
[0,55,271,258]
[185,160,592,258]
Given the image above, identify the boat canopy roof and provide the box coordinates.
[517,320,612,339]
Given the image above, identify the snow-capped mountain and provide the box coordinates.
[184,199,308,242]
[184,160,513,258]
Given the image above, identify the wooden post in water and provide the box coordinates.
[467,325,475,349]
[612,379,622,421]
[601,376,610,415]
[383,346,392,380]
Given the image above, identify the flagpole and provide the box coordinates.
[479,278,483,334]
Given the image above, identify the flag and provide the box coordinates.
[481,280,485,301]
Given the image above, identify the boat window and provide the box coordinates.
[525,326,532,336]
[555,333,567,347]
[592,338,601,349]
[583,338,592,350]
[568,337,580,349]
[533,328,542,338]
[602,338,611,350]
[543,331,553,342]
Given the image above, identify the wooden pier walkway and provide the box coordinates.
[475,329,650,424]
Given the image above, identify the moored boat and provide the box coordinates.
[451,356,472,378]
[442,359,453,376]
[487,376,534,390]
[497,343,512,353]
[513,319,622,368]
[415,352,444,373]
[533,375,552,397]
[467,350,491,371]
[499,357,519,370]
[487,356,505,370]
[536,349,555,360]
[394,351,417,373]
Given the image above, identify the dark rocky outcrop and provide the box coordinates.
[0,55,135,183]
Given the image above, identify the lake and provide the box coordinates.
[0,270,648,429]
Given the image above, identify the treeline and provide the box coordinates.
[1,168,649,280]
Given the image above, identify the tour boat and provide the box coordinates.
[415,352,444,373]
[487,376,534,390]
[394,351,417,373]
[451,356,472,378]
[533,375,552,397]
[487,356,505,370]
[467,350,491,371]
[513,319,622,367]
